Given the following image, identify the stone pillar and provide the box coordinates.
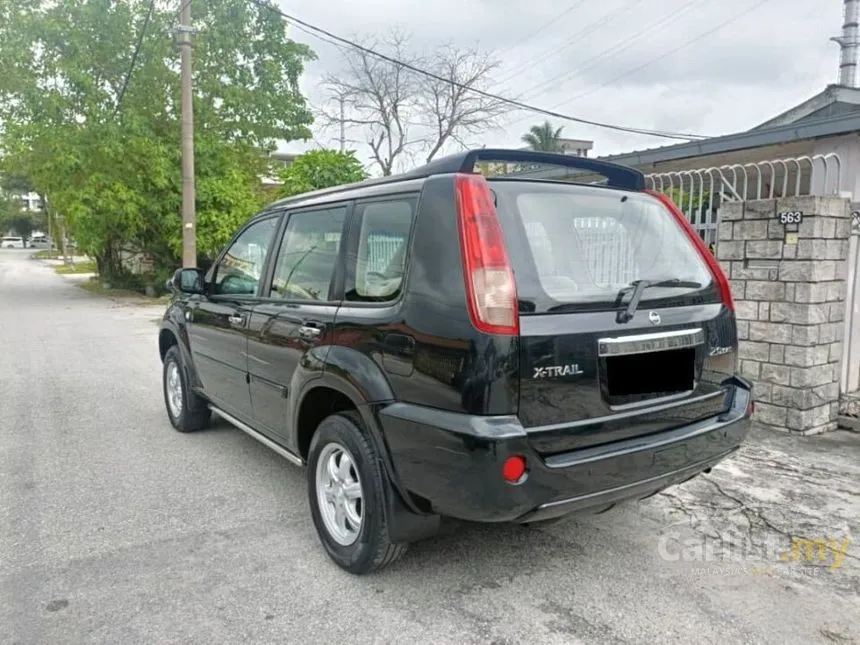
[717,196,852,434]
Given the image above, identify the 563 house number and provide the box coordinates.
[777,210,803,224]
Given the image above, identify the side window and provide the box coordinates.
[213,216,279,296]
[269,206,348,301]
[347,197,416,302]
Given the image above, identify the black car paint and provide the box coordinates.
[159,169,751,541]
[376,378,750,522]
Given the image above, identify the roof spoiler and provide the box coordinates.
[270,148,645,209]
[403,148,646,191]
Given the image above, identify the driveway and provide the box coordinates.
[1,248,858,645]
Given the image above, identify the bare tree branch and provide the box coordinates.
[320,30,505,173]
[321,30,422,176]
[418,44,507,163]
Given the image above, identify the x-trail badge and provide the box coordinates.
[648,311,661,325]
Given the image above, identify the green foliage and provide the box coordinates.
[0,193,21,231]
[0,0,314,283]
[521,121,565,152]
[667,187,713,215]
[277,149,369,198]
[0,192,42,237]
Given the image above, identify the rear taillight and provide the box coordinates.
[455,173,519,335]
[645,190,734,312]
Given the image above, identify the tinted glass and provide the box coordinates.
[269,206,347,301]
[213,217,279,296]
[348,198,415,302]
[491,181,713,313]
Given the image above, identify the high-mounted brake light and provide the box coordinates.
[645,190,734,312]
[455,173,519,335]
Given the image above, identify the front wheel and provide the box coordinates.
[162,345,211,433]
[307,412,406,574]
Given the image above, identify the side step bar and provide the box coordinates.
[209,405,303,467]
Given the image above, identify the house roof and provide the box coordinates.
[601,111,860,168]
[751,85,860,130]
[513,88,860,181]
[599,85,860,169]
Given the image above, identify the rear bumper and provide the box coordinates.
[377,377,752,523]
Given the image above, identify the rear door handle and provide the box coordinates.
[298,324,322,340]
[228,314,245,325]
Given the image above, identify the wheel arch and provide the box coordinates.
[290,351,429,522]
[158,321,202,390]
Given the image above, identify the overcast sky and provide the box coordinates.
[273,0,844,167]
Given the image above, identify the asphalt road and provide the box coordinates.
[1,249,858,645]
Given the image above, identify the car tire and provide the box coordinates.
[307,411,407,574]
[163,345,211,433]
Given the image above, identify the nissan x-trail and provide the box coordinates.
[158,149,752,574]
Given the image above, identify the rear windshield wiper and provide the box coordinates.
[616,279,702,324]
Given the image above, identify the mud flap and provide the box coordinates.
[383,474,441,544]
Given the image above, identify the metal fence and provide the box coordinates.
[523,218,636,288]
[365,233,405,274]
[645,153,844,247]
[841,208,860,399]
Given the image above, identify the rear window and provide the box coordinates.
[490,181,714,313]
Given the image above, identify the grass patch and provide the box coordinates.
[78,277,172,304]
[31,250,62,260]
[55,261,97,275]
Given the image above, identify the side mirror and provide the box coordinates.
[168,268,205,294]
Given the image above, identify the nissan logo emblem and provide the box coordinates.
[648,311,661,325]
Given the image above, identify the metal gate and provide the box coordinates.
[840,209,860,407]
[644,153,843,251]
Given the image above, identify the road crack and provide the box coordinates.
[702,476,860,565]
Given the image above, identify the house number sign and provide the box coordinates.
[777,211,803,224]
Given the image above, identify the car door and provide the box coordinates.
[247,203,350,446]
[186,213,282,420]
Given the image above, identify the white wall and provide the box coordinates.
[812,135,860,395]
[811,133,860,198]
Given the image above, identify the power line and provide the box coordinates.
[113,0,156,116]
[496,0,646,86]
[247,0,708,141]
[516,0,708,102]
[497,0,589,55]
[565,0,775,104]
[506,0,775,130]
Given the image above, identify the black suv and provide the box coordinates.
[158,149,752,574]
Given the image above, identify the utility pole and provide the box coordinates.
[178,0,197,267]
[338,96,346,152]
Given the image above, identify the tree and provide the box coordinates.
[277,149,368,198]
[521,121,565,152]
[0,193,22,234]
[0,0,315,280]
[322,30,504,175]
[322,31,417,177]
[418,45,507,163]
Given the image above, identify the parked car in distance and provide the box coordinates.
[30,235,53,249]
[1,236,25,249]
[158,148,753,575]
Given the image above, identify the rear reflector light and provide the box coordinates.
[502,455,527,483]
[455,173,519,335]
[645,190,734,312]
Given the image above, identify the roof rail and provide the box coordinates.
[269,173,411,208]
[269,148,644,208]
[402,148,646,190]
